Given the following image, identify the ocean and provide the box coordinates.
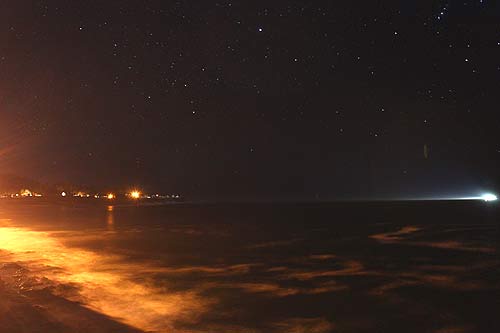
[0,201,499,333]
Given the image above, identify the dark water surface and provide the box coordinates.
[1,201,499,333]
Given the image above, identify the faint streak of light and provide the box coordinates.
[433,194,498,202]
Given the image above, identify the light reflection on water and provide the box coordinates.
[106,205,115,230]
[1,204,499,333]
[0,222,211,332]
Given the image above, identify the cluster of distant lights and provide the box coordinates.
[0,189,179,200]
[61,191,119,199]
[60,190,180,200]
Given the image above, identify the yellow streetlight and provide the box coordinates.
[129,190,141,199]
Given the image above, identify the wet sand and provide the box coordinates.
[0,201,499,332]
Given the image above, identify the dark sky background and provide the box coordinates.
[1,1,499,200]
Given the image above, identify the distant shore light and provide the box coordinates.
[481,193,497,202]
[129,190,141,199]
[107,193,115,200]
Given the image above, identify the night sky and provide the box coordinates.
[1,1,500,200]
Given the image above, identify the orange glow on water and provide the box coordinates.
[0,223,210,332]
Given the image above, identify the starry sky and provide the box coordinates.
[1,1,499,200]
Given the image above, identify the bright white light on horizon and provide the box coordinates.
[410,193,499,202]
[481,193,497,202]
